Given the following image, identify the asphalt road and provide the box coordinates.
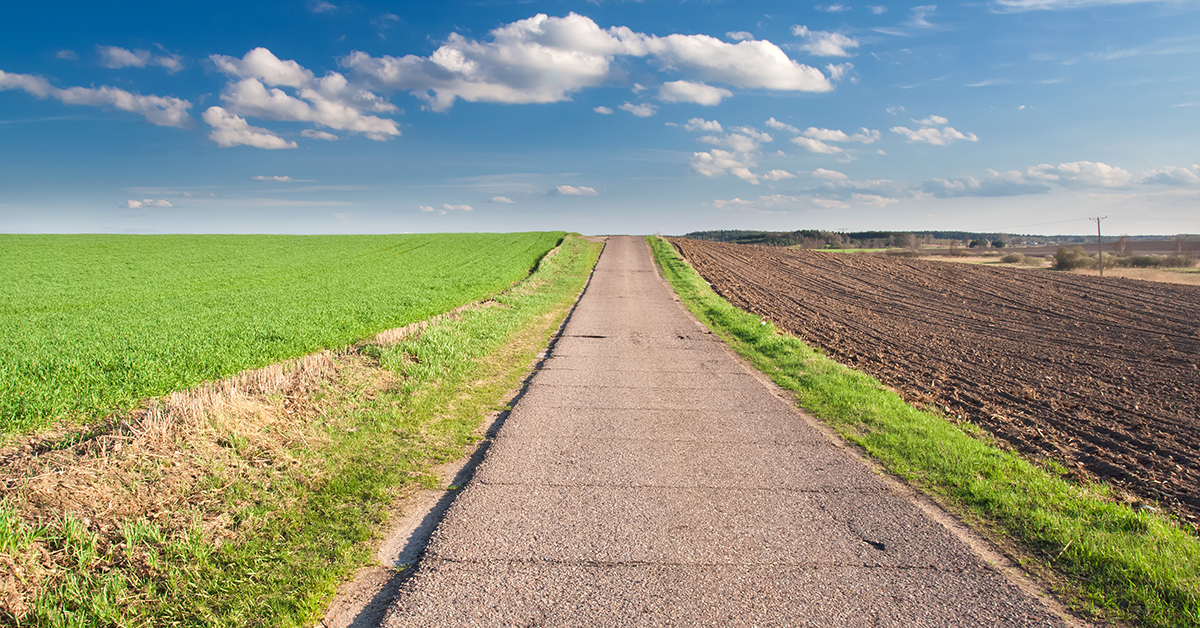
[381,236,1073,627]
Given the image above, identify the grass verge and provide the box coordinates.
[648,235,1199,628]
[0,234,601,627]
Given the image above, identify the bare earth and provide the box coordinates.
[673,238,1200,521]
[379,236,1075,627]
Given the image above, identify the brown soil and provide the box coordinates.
[672,238,1200,521]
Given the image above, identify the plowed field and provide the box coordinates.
[672,238,1200,520]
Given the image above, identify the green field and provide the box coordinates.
[0,232,564,435]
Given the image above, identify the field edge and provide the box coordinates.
[647,235,1200,628]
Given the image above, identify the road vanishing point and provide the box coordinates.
[381,236,1074,627]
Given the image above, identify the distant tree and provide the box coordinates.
[969,238,987,248]
[991,238,1006,248]
[1116,235,1133,256]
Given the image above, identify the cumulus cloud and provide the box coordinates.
[123,198,173,208]
[762,169,796,181]
[805,126,880,143]
[913,114,949,126]
[98,45,183,74]
[792,136,844,155]
[765,117,799,133]
[594,105,614,114]
[210,48,313,87]
[826,63,854,82]
[726,31,754,41]
[492,195,515,203]
[791,26,860,57]
[202,106,297,149]
[342,13,832,112]
[417,205,436,212]
[252,175,295,181]
[619,101,658,117]
[922,170,1053,197]
[1027,161,1132,188]
[690,149,760,184]
[211,48,400,142]
[657,80,732,105]
[0,69,192,127]
[555,184,599,196]
[443,203,473,211]
[685,117,722,132]
[890,116,978,145]
[713,197,755,209]
[1139,165,1200,186]
[302,129,339,141]
[812,168,849,180]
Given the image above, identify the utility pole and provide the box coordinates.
[1090,216,1107,277]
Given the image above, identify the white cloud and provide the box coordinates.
[657,80,732,106]
[812,168,849,180]
[555,184,599,196]
[417,205,436,212]
[922,169,1053,197]
[98,46,183,74]
[826,63,854,82]
[886,105,906,115]
[765,117,799,133]
[123,198,173,208]
[1027,161,1132,188]
[791,25,860,57]
[815,3,852,12]
[342,13,832,112]
[492,195,516,203]
[619,101,658,117]
[214,54,401,140]
[762,169,796,181]
[713,197,755,209]
[202,106,297,149]
[992,0,1173,11]
[56,49,77,60]
[302,129,339,141]
[210,47,313,88]
[443,203,473,211]
[726,31,754,41]
[252,175,295,182]
[0,70,192,127]
[852,193,900,206]
[868,5,889,13]
[311,1,337,12]
[593,105,614,114]
[805,126,880,143]
[698,128,772,153]
[890,120,978,145]
[1139,165,1200,186]
[690,149,760,184]
[685,117,722,132]
[913,114,948,126]
[792,136,844,155]
[908,5,940,29]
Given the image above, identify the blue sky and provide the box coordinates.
[1,0,1197,235]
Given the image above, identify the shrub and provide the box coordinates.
[885,249,921,257]
[992,239,1006,248]
[1054,245,1094,270]
[1118,254,1197,269]
[1000,253,1024,264]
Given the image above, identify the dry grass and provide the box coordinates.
[0,345,376,620]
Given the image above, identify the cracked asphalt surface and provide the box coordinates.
[381,236,1072,627]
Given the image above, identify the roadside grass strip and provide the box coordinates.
[0,232,564,436]
[648,236,1200,628]
[0,235,602,627]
